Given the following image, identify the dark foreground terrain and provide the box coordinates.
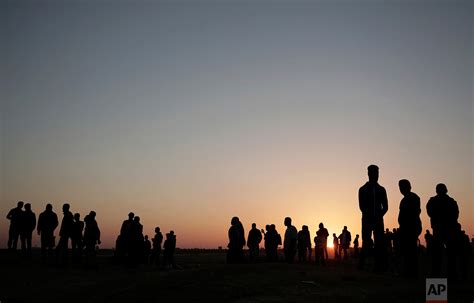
[0,249,472,303]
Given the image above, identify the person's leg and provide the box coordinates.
[445,232,458,280]
[8,227,14,249]
[358,218,373,269]
[13,229,20,250]
[26,232,32,256]
[431,230,443,277]
[373,217,386,272]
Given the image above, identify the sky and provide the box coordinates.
[1,0,472,249]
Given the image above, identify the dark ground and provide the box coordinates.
[0,249,472,303]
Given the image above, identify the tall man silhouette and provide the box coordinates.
[397,179,422,278]
[358,165,388,272]
[56,203,74,264]
[37,203,58,260]
[247,223,262,263]
[283,217,297,263]
[7,201,24,250]
[20,203,36,257]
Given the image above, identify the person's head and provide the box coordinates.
[392,228,396,232]
[303,225,308,231]
[386,228,389,232]
[252,223,256,229]
[145,235,148,240]
[128,212,134,219]
[155,227,160,233]
[367,164,379,183]
[89,211,96,218]
[231,216,239,226]
[17,201,24,208]
[45,203,53,211]
[284,217,292,226]
[333,233,336,237]
[398,179,412,196]
[24,203,31,211]
[319,222,324,229]
[436,183,448,195]
[62,203,70,212]
[426,229,430,234]
[356,234,359,238]
[74,213,80,221]
[343,226,347,231]
[134,216,140,223]
[270,224,276,231]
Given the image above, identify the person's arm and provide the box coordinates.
[97,224,101,244]
[37,214,42,235]
[53,214,59,230]
[426,198,432,218]
[453,198,459,221]
[6,209,13,220]
[381,187,388,216]
[33,214,37,231]
[358,187,364,213]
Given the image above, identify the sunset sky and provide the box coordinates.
[2,0,472,249]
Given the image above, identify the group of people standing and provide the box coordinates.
[227,164,471,280]
[114,212,177,269]
[6,202,101,265]
[4,164,472,279]
[227,216,354,265]
[357,164,470,279]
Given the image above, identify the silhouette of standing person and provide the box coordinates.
[314,234,325,265]
[283,217,297,263]
[426,183,460,279]
[71,213,84,263]
[353,234,360,258]
[333,233,339,259]
[339,226,352,260]
[397,179,422,278]
[117,212,134,262]
[56,203,74,264]
[6,201,24,250]
[20,203,36,257]
[227,216,245,264]
[83,211,101,267]
[144,235,151,264]
[150,227,163,269]
[262,225,270,261]
[131,216,144,265]
[247,223,262,263]
[297,225,311,262]
[358,165,388,272]
[163,231,177,269]
[316,223,329,260]
[37,203,58,260]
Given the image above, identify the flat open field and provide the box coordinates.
[0,249,472,303]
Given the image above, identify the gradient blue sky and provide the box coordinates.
[1,0,472,248]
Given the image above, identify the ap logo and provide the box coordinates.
[426,278,447,303]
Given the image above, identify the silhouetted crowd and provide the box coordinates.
[114,212,176,269]
[226,165,473,280]
[4,164,473,279]
[6,202,101,267]
[5,203,176,269]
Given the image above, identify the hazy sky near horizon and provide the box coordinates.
[1,0,472,248]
